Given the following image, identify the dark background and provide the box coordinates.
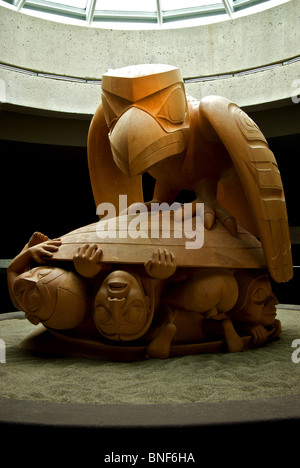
[1,125,300,311]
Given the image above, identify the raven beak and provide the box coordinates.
[108,107,187,177]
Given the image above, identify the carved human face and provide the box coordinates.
[236,276,278,326]
[12,267,67,324]
[93,270,151,341]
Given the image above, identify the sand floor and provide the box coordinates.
[0,307,300,406]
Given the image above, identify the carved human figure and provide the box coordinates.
[7,232,91,329]
[73,244,176,341]
[146,268,243,358]
[146,268,281,359]
[228,269,281,345]
[73,244,247,355]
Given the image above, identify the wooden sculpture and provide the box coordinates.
[8,63,293,360]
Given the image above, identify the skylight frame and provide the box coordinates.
[22,0,87,20]
[92,9,158,25]
[162,4,227,23]
[232,0,271,11]
[0,0,288,28]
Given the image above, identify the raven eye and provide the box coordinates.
[101,92,132,128]
[157,88,186,124]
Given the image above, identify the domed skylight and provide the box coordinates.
[0,0,290,28]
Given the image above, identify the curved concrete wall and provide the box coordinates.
[0,0,300,114]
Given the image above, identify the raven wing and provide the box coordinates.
[199,95,293,283]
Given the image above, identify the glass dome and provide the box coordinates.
[0,0,288,29]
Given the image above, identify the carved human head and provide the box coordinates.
[13,267,90,329]
[93,269,154,341]
[230,269,279,326]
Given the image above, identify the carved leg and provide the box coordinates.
[204,318,244,352]
[194,177,237,235]
[146,308,177,359]
[221,319,244,352]
[146,323,177,359]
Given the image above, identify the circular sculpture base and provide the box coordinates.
[19,318,278,362]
